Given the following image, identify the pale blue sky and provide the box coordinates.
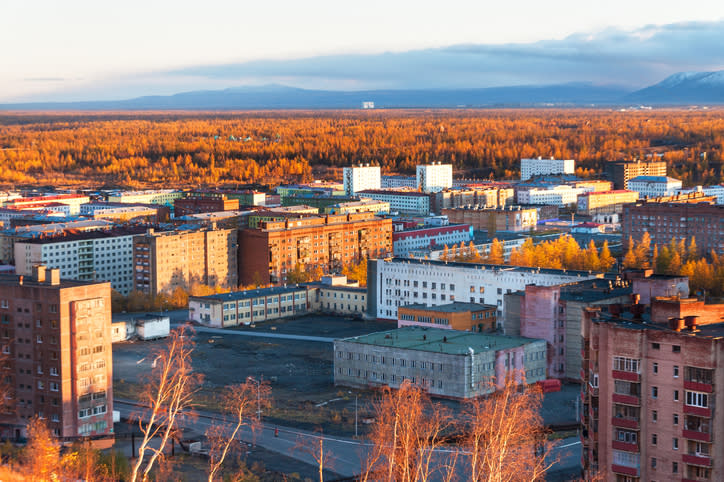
[1,0,723,101]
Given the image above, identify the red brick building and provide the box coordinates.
[174,193,239,217]
[581,303,724,481]
[238,212,392,285]
[0,266,113,441]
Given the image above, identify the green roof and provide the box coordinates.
[338,327,543,355]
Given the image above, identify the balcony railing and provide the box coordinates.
[612,370,639,382]
[611,417,639,429]
[684,380,713,393]
[612,441,639,453]
[683,429,711,443]
[684,405,712,418]
[611,464,639,477]
[612,393,640,405]
[683,453,712,467]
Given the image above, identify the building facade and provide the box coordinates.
[606,160,667,190]
[517,185,586,207]
[628,176,683,198]
[392,224,473,256]
[368,257,601,321]
[431,187,515,214]
[133,226,238,295]
[343,165,381,196]
[188,285,308,327]
[15,228,145,296]
[577,190,640,215]
[520,157,575,181]
[442,206,538,232]
[238,212,392,285]
[323,199,390,215]
[581,307,724,481]
[357,190,432,216]
[174,194,240,217]
[0,266,113,440]
[417,163,453,193]
[106,189,183,206]
[622,199,724,253]
[306,275,367,317]
[4,194,91,216]
[398,302,497,332]
[334,327,547,398]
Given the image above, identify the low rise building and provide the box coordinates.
[577,190,640,215]
[174,194,240,217]
[517,185,586,207]
[188,285,309,327]
[334,327,547,398]
[306,275,367,317]
[80,203,166,222]
[393,224,473,256]
[442,206,538,232]
[105,189,183,206]
[520,157,575,180]
[381,175,417,189]
[323,199,390,215]
[398,302,497,332]
[4,194,90,216]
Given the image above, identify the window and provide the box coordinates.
[673,437,678,450]
[686,391,708,408]
[616,429,637,444]
[651,457,657,469]
[652,410,657,423]
[651,342,660,350]
[50,382,59,392]
[651,386,658,398]
[674,390,679,401]
[672,462,678,474]
[652,362,658,374]
[613,357,640,373]
[673,365,679,378]
[672,345,680,353]
[652,433,657,445]
[685,366,713,385]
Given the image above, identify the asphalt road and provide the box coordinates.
[115,398,581,479]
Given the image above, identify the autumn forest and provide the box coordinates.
[1,109,724,188]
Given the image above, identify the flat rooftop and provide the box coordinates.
[380,257,604,278]
[399,302,496,313]
[0,273,107,289]
[339,327,542,355]
[16,226,149,244]
[190,285,306,302]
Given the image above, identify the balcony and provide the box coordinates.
[612,393,640,405]
[683,429,711,443]
[611,464,639,477]
[683,454,712,467]
[611,417,639,430]
[684,405,712,418]
[684,381,713,393]
[612,441,639,453]
[612,370,639,382]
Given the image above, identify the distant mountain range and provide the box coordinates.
[3,71,724,110]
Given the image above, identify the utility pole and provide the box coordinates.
[355,394,358,438]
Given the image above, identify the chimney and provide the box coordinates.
[33,265,46,283]
[684,315,699,332]
[48,268,60,286]
[669,317,685,332]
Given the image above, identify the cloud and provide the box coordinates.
[23,77,67,82]
[163,20,724,90]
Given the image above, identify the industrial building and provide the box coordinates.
[334,327,546,398]
[0,266,114,441]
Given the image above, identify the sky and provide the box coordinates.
[2,0,724,102]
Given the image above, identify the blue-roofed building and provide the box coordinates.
[627,175,682,198]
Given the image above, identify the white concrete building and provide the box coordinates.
[703,185,724,204]
[516,185,586,207]
[105,189,183,206]
[627,175,683,198]
[427,238,527,261]
[393,224,473,256]
[417,163,453,193]
[357,190,431,216]
[368,258,601,322]
[381,175,417,189]
[343,165,381,196]
[520,157,575,181]
[14,228,145,295]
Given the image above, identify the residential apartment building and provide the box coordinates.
[517,185,587,207]
[442,206,538,232]
[334,327,546,398]
[188,285,308,327]
[133,226,238,295]
[381,175,417,189]
[577,190,640,215]
[4,194,90,216]
[15,227,145,296]
[504,278,634,381]
[431,187,515,213]
[520,157,575,181]
[581,305,724,481]
[606,160,667,190]
[105,189,183,206]
[323,199,390,215]
[628,176,683,198]
[80,203,165,222]
[0,266,113,441]
[343,165,381,195]
[368,257,601,321]
[174,193,240,217]
[238,212,392,285]
[393,224,473,256]
[398,302,497,332]
[622,198,724,253]
[357,190,432,216]
[417,163,453,192]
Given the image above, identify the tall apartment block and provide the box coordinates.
[581,303,724,481]
[520,157,575,181]
[238,212,392,285]
[133,226,238,294]
[416,163,453,193]
[0,266,113,441]
[343,164,381,196]
[14,227,146,296]
[622,197,724,253]
[606,160,667,190]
